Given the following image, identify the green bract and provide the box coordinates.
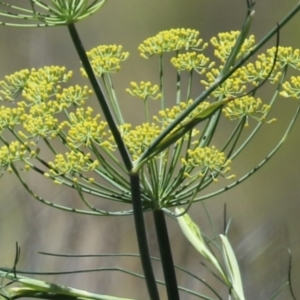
[0,0,106,26]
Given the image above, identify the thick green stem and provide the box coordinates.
[153,209,180,300]
[130,173,160,300]
[68,23,159,299]
[67,23,132,171]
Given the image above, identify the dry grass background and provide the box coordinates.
[0,1,300,299]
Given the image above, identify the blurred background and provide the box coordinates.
[0,0,300,299]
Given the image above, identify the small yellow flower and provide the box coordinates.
[55,85,93,108]
[0,141,35,172]
[154,99,210,129]
[266,46,300,69]
[126,81,161,100]
[64,107,111,149]
[0,69,31,101]
[181,146,233,182]
[0,66,72,103]
[211,31,255,63]
[110,123,162,160]
[0,106,26,132]
[280,76,300,99]
[47,151,99,178]
[82,45,129,77]
[201,68,246,98]
[223,96,273,127]
[138,28,207,58]
[171,52,214,74]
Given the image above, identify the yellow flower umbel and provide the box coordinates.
[280,76,300,99]
[181,146,233,182]
[0,69,31,101]
[82,45,129,77]
[223,96,275,127]
[211,31,255,63]
[138,28,207,58]
[266,46,300,69]
[0,141,36,173]
[21,102,61,139]
[0,106,26,132]
[126,81,161,121]
[55,85,93,108]
[63,107,110,149]
[171,52,214,74]
[154,99,210,131]
[117,123,162,161]
[0,27,292,216]
[201,67,246,98]
[0,66,73,104]
[45,151,99,184]
[126,81,161,101]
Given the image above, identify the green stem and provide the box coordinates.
[67,23,132,171]
[159,54,165,110]
[130,173,160,300]
[153,209,180,300]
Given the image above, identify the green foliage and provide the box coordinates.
[0,1,299,300]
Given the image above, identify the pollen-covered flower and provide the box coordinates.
[0,106,26,132]
[55,85,93,108]
[0,141,35,172]
[22,82,55,104]
[266,46,300,69]
[138,28,207,58]
[126,81,161,100]
[21,102,62,138]
[171,52,214,74]
[29,66,73,86]
[280,76,300,99]
[114,123,162,160]
[211,31,255,63]
[181,146,233,182]
[82,45,129,77]
[154,99,210,129]
[223,96,274,127]
[238,57,281,86]
[46,151,99,180]
[0,66,72,103]
[201,68,246,98]
[0,1,107,27]
[0,69,31,101]
[63,107,110,149]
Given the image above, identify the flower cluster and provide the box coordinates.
[210,31,255,63]
[63,107,111,149]
[154,99,210,129]
[171,52,214,74]
[0,27,298,214]
[223,96,274,127]
[138,28,207,58]
[201,68,246,98]
[126,81,161,100]
[280,76,300,99]
[45,151,99,183]
[0,141,36,172]
[181,146,233,182]
[0,106,26,132]
[115,123,162,161]
[82,45,129,77]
